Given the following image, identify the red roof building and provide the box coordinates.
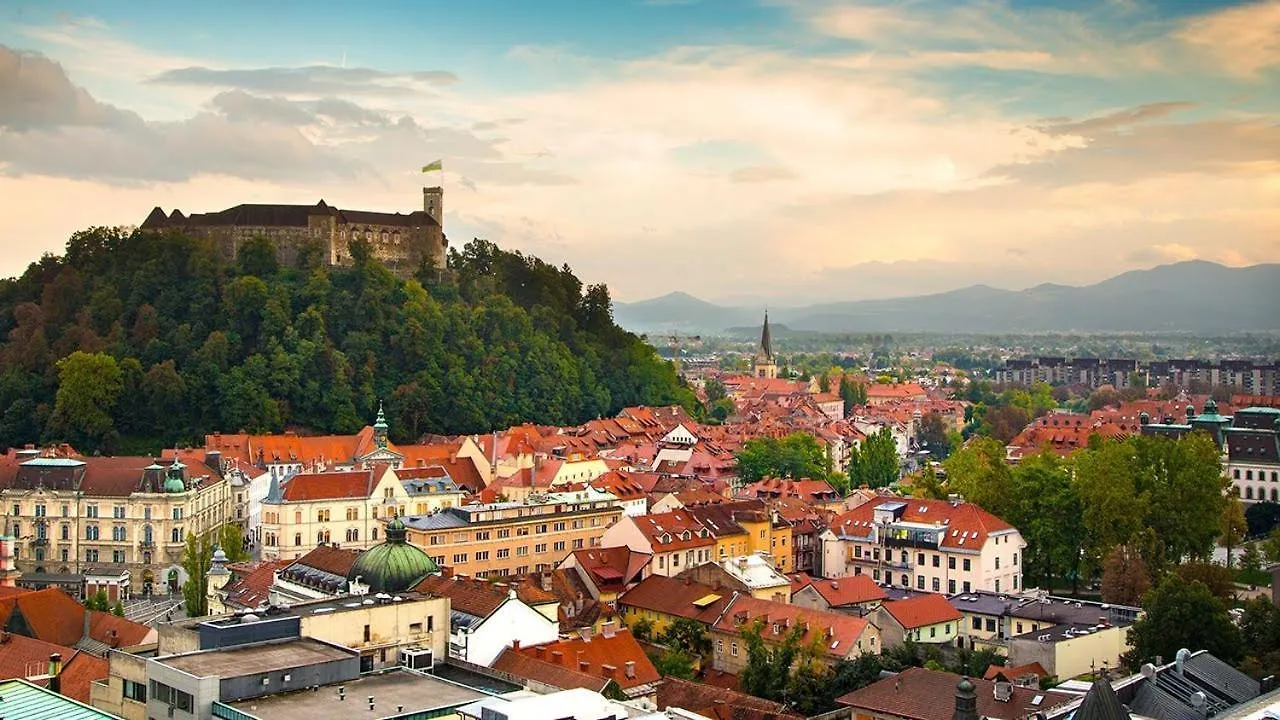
[493,625,660,700]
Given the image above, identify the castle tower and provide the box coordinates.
[752,311,778,380]
[206,546,231,616]
[423,186,443,226]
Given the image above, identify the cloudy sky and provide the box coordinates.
[1,0,1277,304]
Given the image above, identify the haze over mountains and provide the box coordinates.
[611,262,1280,335]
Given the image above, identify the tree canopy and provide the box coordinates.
[0,230,696,452]
[735,432,832,484]
[847,427,899,489]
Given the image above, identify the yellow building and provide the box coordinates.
[0,451,232,598]
[403,498,622,578]
[687,500,793,574]
[875,594,964,648]
[259,465,410,560]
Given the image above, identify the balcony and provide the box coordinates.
[30,537,49,548]
[140,540,156,549]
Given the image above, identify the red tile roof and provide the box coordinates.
[837,667,1074,720]
[631,510,715,551]
[222,560,290,609]
[792,574,887,607]
[618,575,733,624]
[491,648,608,693]
[569,547,651,592]
[715,594,875,660]
[0,588,152,650]
[510,628,659,691]
[286,544,360,578]
[0,633,107,703]
[829,498,1015,551]
[412,574,507,618]
[880,593,963,630]
[658,677,801,720]
[983,662,1047,681]
[87,611,153,647]
[280,468,377,501]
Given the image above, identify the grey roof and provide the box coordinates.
[948,592,1017,617]
[1182,652,1259,704]
[1129,682,1198,720]
[1074,676,1131,720]
[402,511,470,531]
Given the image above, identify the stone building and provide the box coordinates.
[139,187,447,275]
[0,450,232,599]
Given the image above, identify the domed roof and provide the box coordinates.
[164,475,186,493]
[956,677,975,693]
[347,516,437,594]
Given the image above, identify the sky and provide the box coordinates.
[0,0,1278,305]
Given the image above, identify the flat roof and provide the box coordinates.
[202,593,439,628]
[160,638,353,678]
[227,669,488,720]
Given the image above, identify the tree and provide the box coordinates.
[1008,451,1082,591]
[1174,562,1236,602]
[847,428,899,489]
[1266,528,1280,563]
[652,649,696,679]
[735,432,831,484]
[943,437,1014,519]
[839,376,867,411]
[704,378,728,404]
[112,599,125,617]
[180,530,215,617]
[1074,440,1143,579]
[1246,502,1280,539]
[630,617,654,642]
[218,523,249,563]
[85,589,110,611]
[918,411,952,459]
[739,619,805,702]
[45,351,123,452]
[660,618,712,661]
[237,236,279,277]
[1220,493,1248,569]
[1124,576,1242,669]
[1100,545,1150,606]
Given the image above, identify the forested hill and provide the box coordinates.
[0,229,696,454]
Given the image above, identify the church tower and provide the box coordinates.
[206,546,231,616]
[752,311,778,379]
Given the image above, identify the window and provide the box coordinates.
[535,543,547,553]
[476,531,491,541]
[962,581,971,593]
[86,505,98,518]
[1234,468,1241,478]
[536,524,548,534]
[995,557,1001,569]
[113,550,125,563]
[573,538,584,549]
[346,528,359,542]
[475,551,490,561]
[453,553,468,563]
[962,558,971,571]
[346,507,359,521]
[985,618,996,632]
[516,546,529,556]
[113,506,126,519]
[497,528,511,539]
[917,552,925,565]
[61,524,70,540]
[112,526,126,541]
[1016,622,1023,634]
[932,555,940,567]
[901,551,908,563]
[731,642,738,657]
[1012,553,1018,566]
[930,627,936,638]
[317,509,330,522]
[85,525,99,541]
[972,617,981,630]
[86,549,99,562]
[900,573,908,586]
[553,522,566,532]
[34,504,45,517]
[294,533,302,546]
[150,681,193,712]
[553,541,566,552]
[497,548,509,559]
[995,579,1001,592]
[948,557,956,570]
[123,679,147,702]
[932,577,940,592]
[916,575,925,589]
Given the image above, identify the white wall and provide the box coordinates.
[461,598,559,666]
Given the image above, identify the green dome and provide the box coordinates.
[347,516,437,594]
[164,460,186,493]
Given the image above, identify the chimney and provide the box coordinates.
[512,639,521,651]
[541,573,553,593]
[580,626,593,642]
[535,646,546,659]
[603,664,617,679]
[601,621,617,639]
[625,661,636,679]
[551,650,564,664]
[83,609,91,641]
[48,653,63,695]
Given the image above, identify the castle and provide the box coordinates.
[139,186,447,274]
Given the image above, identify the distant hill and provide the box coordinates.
[612,261,1280,334]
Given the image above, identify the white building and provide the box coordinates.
[416,574,559,666]
[821,498,1024,595]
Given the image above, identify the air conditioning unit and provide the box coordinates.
[401,647,434,670]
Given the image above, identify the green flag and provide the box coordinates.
[421,160,443,173]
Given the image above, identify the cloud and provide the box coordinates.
[0,46,128,129]
[150,65,457,96]
[1178,0,1280,77]
[0,44,360,183]
[208,90,389,126]
[729,165,796,183]
[1043,101,1195,136]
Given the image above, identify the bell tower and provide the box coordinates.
[752,310,778,380]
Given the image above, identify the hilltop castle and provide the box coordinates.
[140,186,447,274]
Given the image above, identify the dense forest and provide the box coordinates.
[0,228,696,454]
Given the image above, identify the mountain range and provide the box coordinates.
[611,261,1280,335]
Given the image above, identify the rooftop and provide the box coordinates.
[226,668,487,720]
[0,678,118,720]
[158,637,353,678]
[837,667,1075,720]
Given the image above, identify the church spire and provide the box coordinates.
[374,402,389,449]
[760,310,773,361]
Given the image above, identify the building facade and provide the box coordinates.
[822,498,1024,595]
[403,499,623,578]
[0,452,232,598]
[258,465,411,561]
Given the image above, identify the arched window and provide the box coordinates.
[346,528,359,542]
[143,525,153,543]
[1272,487,1278,503]
[1246,486,1254,500]
[171,527,181,543]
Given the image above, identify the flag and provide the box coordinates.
[421,160,443,173]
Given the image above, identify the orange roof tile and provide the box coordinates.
[881,593,963,630]
[714,594,874,660]
[280,468,376,501]
[829,497,1014,551]
[512,628,659,691]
